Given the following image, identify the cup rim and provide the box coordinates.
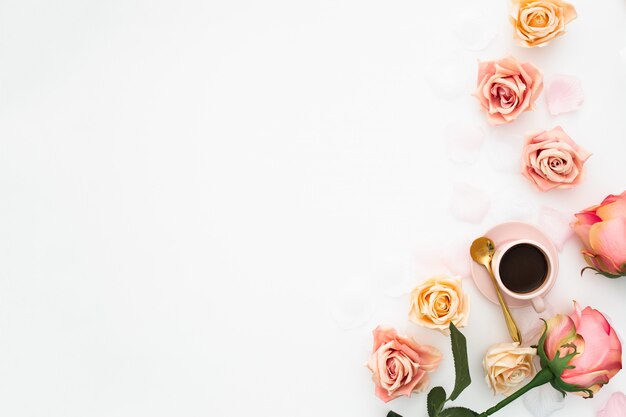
[492,239,554,300]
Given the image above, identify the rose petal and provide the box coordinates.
[449,182,491,224]
[589,218,626,272]
[545,74,584,115]
[523,382,565,417]
[538,206,575,251]
[453,12,498,51]
[598,392,626,417]
[444,121,486,164]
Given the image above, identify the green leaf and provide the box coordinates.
[427,386,446,417]
[386,411,403,417]
[439,407,479,417]
[449,323,471,401]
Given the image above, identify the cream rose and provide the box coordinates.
[483,342,537,396]
[409,275,469,333]
[510,0,577,48]
[366,326,442,402]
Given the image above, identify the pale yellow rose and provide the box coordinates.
[483,342,537,396]
[510,0,577,48]
[408,275,469,333]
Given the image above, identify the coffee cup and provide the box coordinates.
[491,239,557,313]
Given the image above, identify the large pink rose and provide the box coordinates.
[366,326,442,402]
[571,191,626,277]
[521,126,591,192]
[541,302,622,396]
[474,56,543,125]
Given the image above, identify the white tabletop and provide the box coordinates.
[1,0,625,416]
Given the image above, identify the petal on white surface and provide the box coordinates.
[491,188,537,223]
[449,182,491,224]
[453,12,498,51]
[598,392,626,417]
[538,206,575,251]
[486,137,521,174]
[375,257,416,298]
[545,74,584,115]
[444,121,485,164]
[329,283,374,330]
[523,383,564,417]
[442,239,472,278]
[425,54,472,100]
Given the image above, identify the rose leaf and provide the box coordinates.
[427,386,447,417]
[449,323,471,401]
[439,407,478,417]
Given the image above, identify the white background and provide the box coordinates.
[1,0,625,416]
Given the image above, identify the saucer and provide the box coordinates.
[469,221,559,309]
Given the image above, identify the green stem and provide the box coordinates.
[479,368,554,417]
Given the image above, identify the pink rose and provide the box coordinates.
[474,56,543,125]
[366,326,442,402]
[521,126,591,192]
[572,191,626,277]
[541,302,622,396]
[598,392,626,417]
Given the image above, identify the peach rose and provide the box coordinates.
[510,0,577,48]
[483,342,537,396]
[521,126,591,192]
[409,275,469,333]
[572,191,626,277]
[366,326,442,402]
[474,56,543,125]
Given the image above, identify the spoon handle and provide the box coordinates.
[485,263,522,344]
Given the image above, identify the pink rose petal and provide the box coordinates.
[444,121,485,164]
[523,383,564,417]
[598,392,626,417]
[538,206,575,251]
[545,74,584,115]
[449,182,490,224]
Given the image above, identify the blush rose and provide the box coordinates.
[409,275,470,334]
[474,56,543,125]
[366,326,442,402]
[521,126,591,192]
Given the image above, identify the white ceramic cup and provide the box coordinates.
[491,239,557,313]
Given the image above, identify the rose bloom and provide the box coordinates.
[521,126,591,192]
[474,56,543,125]
[572,191,626,277]
[483,342,537,396]
[366,326,442,402]
[409,275,469,333]
[543,302,622,396]
[510,0,577,48]
[598,392,626,417]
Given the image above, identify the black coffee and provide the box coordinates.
[498,243,548,294]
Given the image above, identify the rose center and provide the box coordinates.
[529,10,549,27]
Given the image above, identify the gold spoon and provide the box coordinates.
[470,237,522,344]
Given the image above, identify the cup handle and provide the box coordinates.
[531,297,546,313]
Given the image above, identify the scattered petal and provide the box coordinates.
[523,381,565,417]
[545,74,584,115]
[491,187,537,223]
[444,121,486,164]
[453,12,498,51]
[486,136,522,174]
[450,182,491,224]
[329,281,374,330]
[598,392,626,417]
[374,256,416,298]
[442,239,472,278]
[538,206,575,251]
[425,53,473,100]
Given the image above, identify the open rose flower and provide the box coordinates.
[483,342,537,396]
[521,126,591,192]
[409,275,469,333]
[366,326,442,402]
[474,56,543,125]
[572,191,626,278]
[598,392,626,417]
[540,302,622,396]
[510,0,577,48]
